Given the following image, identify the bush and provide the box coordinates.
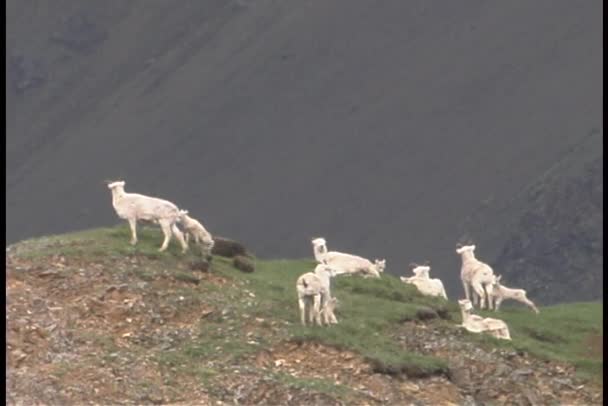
[211,237,248,258]
[233,255,255,273]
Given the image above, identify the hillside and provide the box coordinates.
[6,0,603,303]
[6,227,603,405]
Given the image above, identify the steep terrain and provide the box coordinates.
[6,0,602,302]
[6,228,603,405]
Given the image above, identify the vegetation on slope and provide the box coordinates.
[6,226,603,404]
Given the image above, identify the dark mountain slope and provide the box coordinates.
[6,0,602,301]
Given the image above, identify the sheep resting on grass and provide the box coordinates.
[458,299,511,340]
[311,237,385,278]
[400,263,448,300]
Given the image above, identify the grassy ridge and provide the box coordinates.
[8,225,603,385]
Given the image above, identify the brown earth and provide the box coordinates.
[6,250,603,405]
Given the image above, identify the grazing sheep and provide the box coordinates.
[178,210,214,257]
[107,180,187,252]
[455,243,495,310]
[458,299,511,340]
[296,264,339,326]
[489,275,540,314]
[400,263,448,300]
[311,237,385,278]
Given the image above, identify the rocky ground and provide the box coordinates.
[6,242,603,405]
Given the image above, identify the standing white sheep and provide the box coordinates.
[489,275,540,314]
[455,243,495,310]
[178,210,214,257]
[296,264,339,326]
[400,263,448,300]
[311,237,385,278]
[458,299,511,340]
[107,180,187,252]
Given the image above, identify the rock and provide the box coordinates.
[212,237,248,258]
[189,260,210,272]
[233,256,255,273]
[415,306,439,321]
[50,13,107,53]
[7,54,47,93]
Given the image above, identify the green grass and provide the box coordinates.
[9,225,603,386]
[470,303,603,382]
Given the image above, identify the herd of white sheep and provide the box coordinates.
[107,180,539,342]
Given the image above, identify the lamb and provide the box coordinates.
[296,264,339,326]
[489,275,540,314]
[400,263,448,300]
[458,299,511,340]
[455,243,495,310]
[178,210,214,257]
[106,180,187,252]
[311,237,385,278]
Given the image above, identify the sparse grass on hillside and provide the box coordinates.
[470,303,603,382]
[7,225,603,398]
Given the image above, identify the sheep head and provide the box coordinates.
[458,299,473,311]
[455,244,476,254]
[412,265,431,277]
[311,237,327,247]
[374,259,386,273]
[107,180,126,190]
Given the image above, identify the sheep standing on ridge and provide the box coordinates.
[107,180,188,252]
[458,299,511,340]
[311,237,385,278]
[178,210,214,258]
[400,263,448,300]
[296,264,339,326]
[489,275,540,314]
[456,243,495,310]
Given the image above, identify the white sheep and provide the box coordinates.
[178,210,214,257]
[311,237,385,278]
[400,264,448,300]
[458,299,511,340]
[455,243,495,310]
[107,180,187,252]
[489,275,540,314]
[296,264,339,326]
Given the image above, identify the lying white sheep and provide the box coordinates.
[311,237,385,278]
[458,299,511,340]
[107,180,187,252]
[178,210,214,257]
[489,275,540,314]
[455,243,495,310]
[296,264,339,326]
[400,263,448,300]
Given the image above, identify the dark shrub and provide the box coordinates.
[211,237,248,258]
[233,255,255,273]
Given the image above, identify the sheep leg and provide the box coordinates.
[158,220,172,252]
[312,295,322,326]
[171,223,188,253]
[484,285,494,310]
[521,296,540,314]
[472,282,486,309]
[298,297,307,326]
[128,218,138,245]
[184,232,190,244]
[494,297,503,312]
[462,279,471,302]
